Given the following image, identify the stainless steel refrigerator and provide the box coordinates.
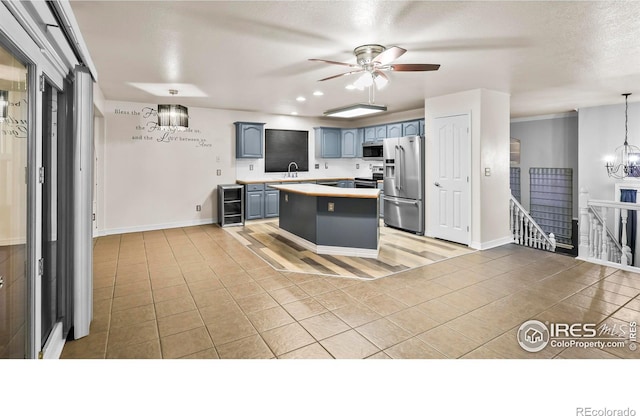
[383,135,425,235]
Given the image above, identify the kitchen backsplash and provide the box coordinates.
[235,157,382,180]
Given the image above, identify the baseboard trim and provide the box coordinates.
[101,218,217,236]
[470,236,513,250]
[279,228,380,258]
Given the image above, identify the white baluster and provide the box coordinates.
[621,208,631,266]
[510,200,515,240]
[519,211,525,245]
[589,213,596,258]
[549,233,556,251]
[601,207,608,260]
[525,218,530,246]
[579,188,590,259]
[603,235,610,262]
[596,224,602,259]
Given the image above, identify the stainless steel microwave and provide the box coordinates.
[362,141,384,160]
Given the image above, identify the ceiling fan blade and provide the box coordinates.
[390,63,440,71]
[318,69,364,81]
[372,46,407,65]
[309,58,359,68]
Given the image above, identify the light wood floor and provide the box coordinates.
[224,219,474,279]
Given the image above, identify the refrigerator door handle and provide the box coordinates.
[394,145,400,190]
[383,196,418,206]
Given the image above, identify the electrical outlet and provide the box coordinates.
[356,163,360,169]
[328,202,334,212]
[325,162,328,169]
[216,169,221,176]
[249,164,254,171]
[369,164,372,169]
[484,167,491,176]
[315,164,319,169]
[196,205,201,212]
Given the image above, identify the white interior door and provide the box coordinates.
[430,114,470,245]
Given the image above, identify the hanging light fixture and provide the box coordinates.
[0,90,8,122]
[157,89,188,130]
[606,93,640,179]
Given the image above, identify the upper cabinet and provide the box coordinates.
[419,119,425,136]
[341,128,359,158]
[364,127,377,143]
[314,127,342,158]
[235,122,265,158]
[387,123,402,138]
[375,125,387,140]
[402,120,420,136]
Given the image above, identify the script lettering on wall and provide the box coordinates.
[113,105,212,148]
[0,98,28,139]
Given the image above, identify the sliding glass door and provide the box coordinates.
[0,43,29,358]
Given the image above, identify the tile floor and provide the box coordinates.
[61,224,640,359]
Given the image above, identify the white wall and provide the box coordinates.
[510,113,578,218]
[578,102,640,201]
[101,100,427,235]
[425,89,511,249]
[479,90,511,246]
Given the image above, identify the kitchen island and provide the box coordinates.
[271,184,380,258]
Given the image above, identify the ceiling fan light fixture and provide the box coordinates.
[324,103,387,118]
[353,72,373,91]
[373,73,388,89]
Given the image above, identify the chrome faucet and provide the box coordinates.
[287,161,298,178]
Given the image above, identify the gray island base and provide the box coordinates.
[271,184,380,258]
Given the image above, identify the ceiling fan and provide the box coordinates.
[309,44,440,90]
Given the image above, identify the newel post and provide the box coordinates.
[578,187,590,258]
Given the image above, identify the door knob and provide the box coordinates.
[434,182,441,187]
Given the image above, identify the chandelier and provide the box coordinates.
[606,93,640,179]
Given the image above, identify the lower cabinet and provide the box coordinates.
[245,183,265,220]
[264,189,280,218]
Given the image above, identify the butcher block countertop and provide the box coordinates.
[271,183,380,199]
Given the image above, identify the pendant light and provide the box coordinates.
[0,90,8,122]
[157,89,188,130]
[605,93,640,179]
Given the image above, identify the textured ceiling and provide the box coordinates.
[69,1,640,118]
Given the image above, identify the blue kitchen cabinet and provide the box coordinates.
[356,128,364,158]
[264,189,280,218]
[364,127,377,143]
[314,127,342,158]
[375,125,387,140]
[264,183,280,218]
[235,122,265,158]
[341,128,358,158]
[386,123,402,138]
[402,120,420,136]
[245,183,265,220]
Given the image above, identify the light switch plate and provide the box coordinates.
[315,164,319,169]
[356,164,360,169]
[196,205,201,212]
[216,169,221,176]
[249,164,253,171]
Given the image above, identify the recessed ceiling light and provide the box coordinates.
[296,96,306,102]
[345,84,356,90]
[313,91,324,96]
[290,111,298,115]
